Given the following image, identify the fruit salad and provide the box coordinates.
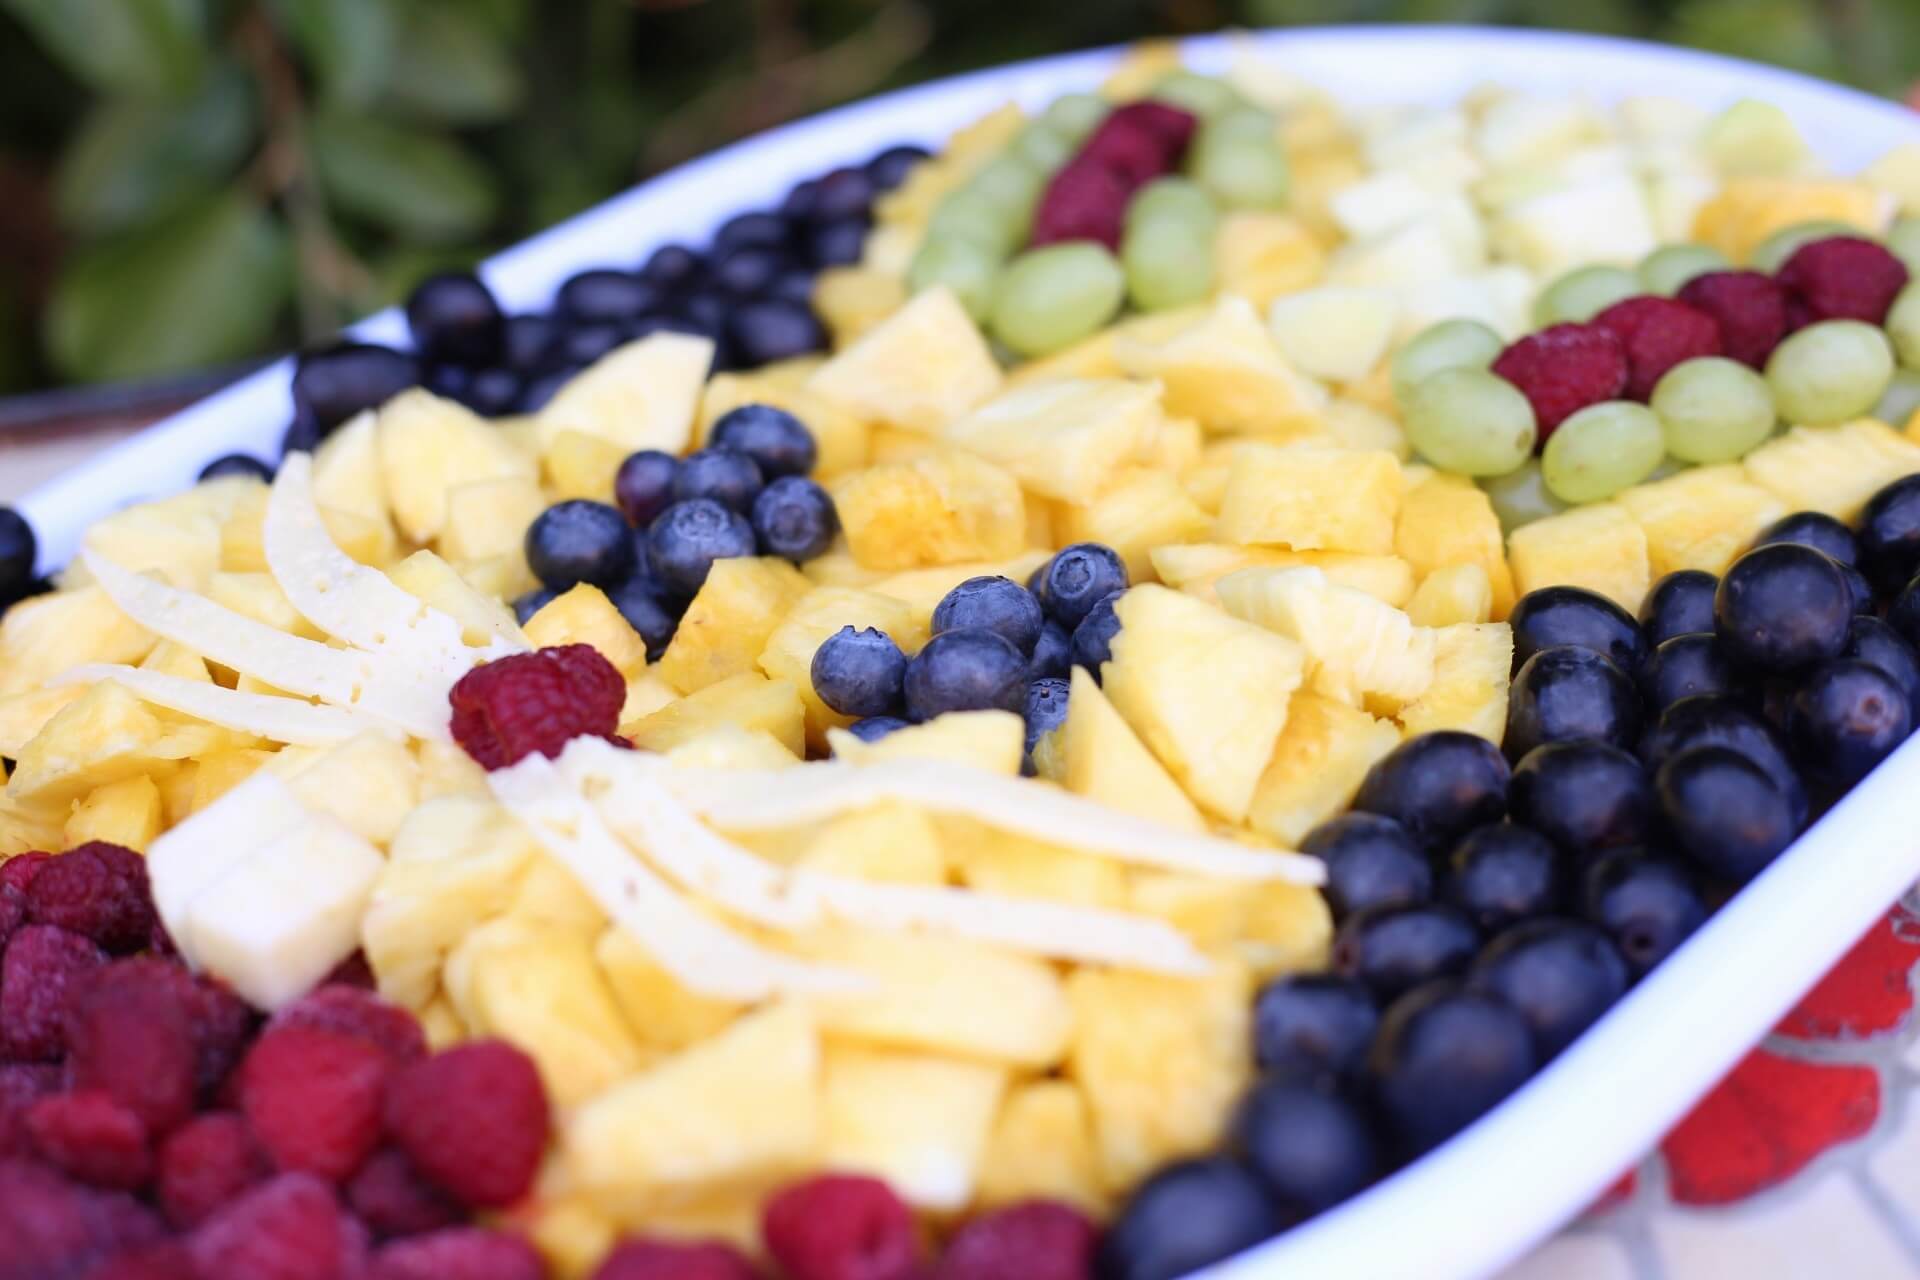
[6,37,1920,1280]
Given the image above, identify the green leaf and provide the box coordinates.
[54,62,256,236]
[3,0,207,97]
[48,191,291,382]
[379,2,524,124]
[266,0,396,108]
[308,109,498,241]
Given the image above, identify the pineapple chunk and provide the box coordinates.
[943,379,1162,504]
[1103,41,1182,97]
[797,802,946,886]
[1322,399,1411,460]
[138,640,211,686]
[1394,472,1517,618]
[656,557,812,695]
[378,389,538,544]
[542,430,629,504]
[1406,563,1495,628]
[626,673,805,758]
[282,731,420,848]
[695,373,869,480]
[0,794,65,857]
[1741,420,1920,524]
[418,997,465,1052]
[946,827,1128,910]
[0,687,87,758]
[388,551,526,651]
[537,333,713,454]
[820,1042,1007,1210]
[525,584,650,678]
[827,710,1024,775]
[808,287,1001,434]
[82,486,234,591]
[1508,502,1652,614]
[415,737,489,801]
[595,926,744,1055]
[1053,666,1205,833]
[1113,297,1328,435]
[619,669,676,726]
[1059,469,1211,585]
[311,411,390,527]
[1150,543,1416,608]
[1867,142,1920,216]
[1217,566,1435,709]
[1398,622,1514,744]
[65,774,162,851]
[659,726,797,773]
[1235,880,1336,979]
[521,1194,621,1280]
[205,572,321,640]
[758,587,924,745]
[1145,417,1205,473]
[1267,286,1398,384]
[1102,586,1307,824]
[867,553,1049,633]
[1216,445,1404,554]
[441,477,548,565]
[867,426,942,465]
[0,587,154,696]
[976,1080,1108,1214]
[8,682,173,805]
[832,450,1027,571]
[508,856,608,935]
[813,266,908,348]
[1247,692,1401,846]
[1213,212,1327,308]
[1693,177,1890,263]
[1615,463,1787,577]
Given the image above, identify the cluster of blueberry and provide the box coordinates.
[0,509,45,615]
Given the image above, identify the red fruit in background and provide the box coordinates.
[1106,100,1199,154]
[449,645,627,771]
[384,1040,550,1208]
[1029,160,1133,249]
[591,1239,763,1280]
[0,1062,61,1157]
[84,1241,199,1280]
[0,882,22,953]
[321,950,378,991]
[188,1173,369,1280]
[935,1201,1099,1280]
[1593,295,1726,401]
[0,851,53,894]
[366,1228,546,1280]
[1776,235,1911,325]
[27,1091,152,1190]
[66,962,198,1137]
[1079,101,1196,186]
[23,844,156,954]
[0,1157,166,1280]
[763,1174,921,1280]
[239,1026,392,1182]
[83,958,257,1100]
[2,923,106,1061]
[268,985,426,1065]
[1678,270,1792,368]
[157,1111,270,1229]
[347,1147,462,1239]
[1490,323,1630,439]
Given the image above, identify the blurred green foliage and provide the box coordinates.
[0,0,1913,390]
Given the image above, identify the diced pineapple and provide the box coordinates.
[8,682,173,804]
[439,476,547,566]
[1102,40,1182,98]
[826,710,1024,776]
[524,584,650,678]
[189,748,279,813]
[215,487,271,572]
[813,266,908,348]
[1397,621,1514,744]
[1693,177,1890,263]
[311,411,391,528]
[942,815,1127,909]
[1235,880,1335,979]
[1508,502,1651,614]
[458,552,539,606]
[1059,469,1211,585]
[943,379,1162,505]
[1216,445,1404,554]
[1126,872,1262,949]
[1266,286,1398,384]
[65,774,162,851]
[977,1081,1106,1214]
[0,587,154,696]
[1150,543,1416,608]
[0,687,86,758]
[522,1193,621,1280]
[537,333,714,454]
[808,287,1001,434]
[1213,213,1327,308]
[867,553,1050,634]
[1145,417,1205,474]
[1406,563,1495,627]
[626,673,806,758]
[656,557,812,695]
[1615,463,1787,577]
[1321,399,1410,460]
[387,551,526,651]
[1247,692,1401,846]
[282,732,420,848]
[414,737,489,802]
[205,572,321,640]
[378,390,538,544]
[508,856,608,936]
[757,587,924,746]
[542,430,629,504]
[695,373,869,480]
[1394,472,1517,618]
[0,793,64,857]
[595,926,744,1056]
[801,543,886,588]
[818,1042,1006,1211]
[832,450,1026,571]
[867,426,942,465]
[1218,566,1435,709]
[1051,666,1205,833]
[138,640,212,685]
[1867,142,1920,215]
[1741,420,1920,524]
[1102,586,1307,824]
[1113,297,1328,435]
[82,485,235,591]
[659,726,797,773]
[793,801,943,885]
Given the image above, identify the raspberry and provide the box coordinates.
[1079,103,1193,186]
[74,957,256,1100]
[268,985,426,1065]
[0,1062,61,1156]
[1777,235,1912,325]
[1592,296,1725,401]
[347,1147,461,1239]
[188,1173,369,1280]
[1028,160,1132,250]
[762,1175,921,1280]
[449,645,627,771]
[1106,100,1199,155]
[0,882,22,953]
[934,1201,1098,1280]
[239,1026,392,1182]
[0,850,53,894]
[83,1242,198,1280]
[1677,270,1791,368]
[67,961,198,1137]
[383,1040,549,1208]
[157,1112,269,1229]
[366,1228,546,1280]
[26,1090,153,1190]
[591,1239,762,1280]
[2,924,106,1061]
[0,1158,165,1280]
[322,950,377,990]
[25,843,156,954]
[1489,323,1629,439]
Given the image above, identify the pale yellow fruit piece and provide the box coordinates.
[83,485,235,591]
[1248,692,1401,846]
[1407,563,1495,628]
[311,410,390,526]
[281,731,420,847]
[596,926,744,1054]
[522,1196,620,1280]
[1741,420,1920,524]
[8,682,172,804]
[541,430,628,504]
[808,287,1001,434]
[1218,566,1435,710]
[0,795,65,857]
[1693,177,1890,262]
[866,553,1049,635]
[1508,502,1651,615]
[1616,463,1787,577]
[525,584,650,678]
[317,505,398,568]
[1145,417,1204,474]
[1394,472,1517,618]
[1867,142,1920,215]
[440,476,546,565]
[1114,297,1328,436]
[1217,445,1404,554]
[0,687,86,758]
[1060,469,1211,586]
[814,266,908,348]
[820,1042,1007,1210]
[1103,586,1307,824]
[944,820,1128,910]
[1288,147,1367,245]
[155,768,196,828]
[871,425,951,466]
[1267,286,1398,384]
[1398,621,1514,745]
[414,737,489,801]
[1150,543,1415,609]
[0,587,153,696]
[1053,666,1205,834]
[509,855,608,935]
[417,996,465,1052]
[657,557,812,695]
[189,748,279,814]
[832,449,1026,571]
[1005,308,1205,389]
[1214,213,1327,309]
[627,672,805,758]
[658,725,798,773]
[977,1080,1107,1214]
[138,640,212,685]
[826,710,1024,776]
[537,332,712,454]
[378,389,538,543]
[1322,399,1411,460]
[758,586,923,746]
[205,572,321,640]
[797,802,946,885]
[620,668,678,724]
[1341,355,1399,419]
[387,550,526,651]
[1126,872,1264,950]
[1235,880,1336,979]
[696,373,869,480]
[1102,40,1181,97]
[65,774,162,851]
[944,378,1162,505]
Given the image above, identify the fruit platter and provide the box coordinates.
[6,25,1920,1280]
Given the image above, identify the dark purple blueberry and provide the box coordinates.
[1638,570,1718,646]
[556,269,661,324]
[462,367,524,418]
[751,476,838,562]
[1840,559,1876,616]
[1026,558,1050,601]
[0,508,37,600]
[1510,585,1647,674]
[681,291,729,331]
[1655,745,1798,883]
[1251,974,1379,1080]
[779,179,821,223]
[810,167,876,223]
[1027,620,1071,682]
[1300,813,1432,918]
[1233,1078,1378,1216]
[1639,695,1805,811]
[606,575,678,661]
[405,271,503,366]
[292,342,419,430]
[561,322,634,368]
[1638,634,1739,714]
[1857,473,1920,592]
[672,448,764,515]
[763,270,817,308]
[1753,510,1858,566]
[709,404,818,480]
[1842,615,1920,721]
[844,715,910,744]
[903,628,1028,721]
[866,144,931,192]
[1333,904,1479,1001]
[1509,741,1652,856]
[1443,824,1563,933]
[811,626,908,718]
[1069,592,1124,678]
[1023,676,1071,757]
[712,246,787,299]
[726,300,829,367]
[1366,982,1536,1156]
[614,451,681,527]
[1469,918,1629,1059]
[933,576,1044,655]
[501,314,559,372]
[1097,1159,1284,1280]
[1352,731,1511,851]
[424,361,472,403]
[1042,542,1129,630]
[645,499,757,597]
[1888,574,1920,652]
[1787,659,1912,788]
[518,365,581,414]
[511,586,557,627]
[199,454,274,483]
[807,219,869,269]
[1714,543,1852,673]
[713,211,792,254]
[639,244,707,293]
[1505,646,1642,760]
[282,407,324,454]
[525,500,636,591]
[1581,849,1707,978]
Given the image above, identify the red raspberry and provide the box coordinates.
[449,645,627,771]
[2,924,106,1061]
[25,843,156,954]
[1489,323,1629,439]
[1107,100,1199,155]
[591,1239,762,1280]
[66,962,198,1138]
[268,985,426,1065]
[27,1090,153,1190]
[0,882,23,953]
[0,850,53,894]
[1079,102,1194,186]
[322,950,378,991]
[383,1040,550,1208]
[1592,296,1725,401]
[1677,270,1791,368]
[1777,235,1911,325]
[240,1025,392,1182]
[75,957,257,1101]
[934,1201,1098,1280]
[347,1147,461,1239]
[157,1111,270,1229]
[366,1228,546,1280]
[83,1242,199,1280]
[0,1157,166,1280]
[0,1062,61,1156]
[1029,160,1132,250]
[188,1173,369,1280]
[763,1175,921,1280]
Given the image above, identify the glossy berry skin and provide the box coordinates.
[708,404,817,480]
[807,220,869,269]
[1469,918,1629,1059]
[556,268,659,323]
[1024,677,1071,757]
[1888,575,1920,652]
[1787,659,1913,788]
[1070,592,1124,677]
[1300,813,1432,918]
[613,450,681,527]
[712,246,786,299]
[1444,824,1564,933]
[518,365,578,414]
[1753,511,1858,567]
[639,243,707,292]
[1641,694,1807,829]
[555,322,624,368]
[1042,543,1129,630]
[903,628,1028,721]
[1582,849,1708,978]
[292,342,419,430]
[867,144,931,191]
[646,499,757,597]
[1510,586,1647,674]
[1333,904,1480,1001]
[810,626,907,718]
[461,366,523,418]
[1840,560,1877,616]
[1860,474,1920,593]
[1639,570,1719,646]
[1505,646,1643,760]
[0,508,35,600]
[1714,544,1852,674]
[405,272,503,366]
[1366,982,1537,1156]
[1232,1078,1379,1217]
[714,211,791,254]
[810,166,876,222]
[751,477,838,563]
[672,448,764,514]
[1842,615,1920,721]
[1251,974,1379,1081]
[727,301,828,368]
[511,586,556,627]
[1097,1158,1284,1280]
[606,576,678,662]
[1352,731,1511,851]
[1509,741,1652,856]
[199,454,274,483]
[1637,634,1740,715]
[1656,745,1798,883]
[525,500,636,591]
[845,715,910,744]
[1027,620,1071,682]
[933,576,1045,655]
[500,313,559,371]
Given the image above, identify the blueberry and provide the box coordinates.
[712,246,788,298]
[0,508,37,600]
[1024,676,1071,756]
[1026,558,1050,601]
[554,323,626,367]
[867,144,931,191]
[606,575,678,661]
[726,300,828,367]
[1070,592,1124,677]
[1352,731,1511,852]
[519,365,581,414]
[1581,849,1708,978]
[1097,1158,1284,1280]
[1638,634,1739,714]
[1509,742,1652,856]
[1469,918,1629,1059]
[713,211,791,254]
[1655,745,1798,883]
[526,500,636,591]
[628,313,715,346]
[1753,510,1859,566]
[903,628,1028,721]
[1888,575,1920,652]
[1333,904,1479,1001]
[511,586,557,627]
[424,361,473,403]
[807,219,869,268]
[751,476,839,562]
[810,167,876,223]
[1840,558,1877,616]
[1300,813,1432,918]
[614,450,681,527]
[708,404,818,480]
[672,449,764,514]
[1511,585,1647,674]
[1026,620,1071,682]
[845,715,911,744]
[1639,570,1719,646]
[404,271,502,366]
[1505,646,1642,760]
[646,499,757,597]
[281,407,323,454]
[1787,659,1912,788]
[1043,543,1129,630]
[292,342,419,431]
[1251,974,1379,1080]
[462,367,524,418]
[762,270,818,308]
[810,626,907,718]
[1443,824,1563,933]
[779,179,821,222]
[1366,982,1537,1156]
[639,244,707,292]
[681,290,730,332]
[1640,695,1807,829]
[1232,1078,1378,1217]
[933,576,1045,655]
[500,314,559,372]
[557,269,660,324]
[1858,473,1920,593]
[1714,544,1852,674]
[199,454,274,483]
[1842,615,1920,721]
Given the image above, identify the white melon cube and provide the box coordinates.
[1491,176,1657,273]
[1365,109,1470,169]
[1618,95,1710,144]
[147,772,310,943]
[1329,172,1442,242]
[1326,219,1466,288]
[1268,288,1399,384]
[1474,95,1605,172]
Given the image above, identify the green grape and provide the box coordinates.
[1766,320,1897,426]
[1875,368,1920,429]
[1540,401,1666,504]
[1650,356,1776,461]
[1012,123,1075,175]
[1533,266,1642,327]
[989,243,1127,357]
[927,187,1022,257]
[1390,319,1505,405]
[1404,368,1538,476]
[907,237,1002,322]
[1188,110,1289,211]
[1480,460,1568,534]
[1750,219,1858,273]
[1122,178,1217,311]
[968,154,1046,232]
[1043,92,1108,144]
[1888,216,1920,276]
[1886,282,1920,369]
[1639,244,1731,296]
[1150,70,1246,119]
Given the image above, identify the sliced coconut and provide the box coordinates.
[53,665,388,746]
